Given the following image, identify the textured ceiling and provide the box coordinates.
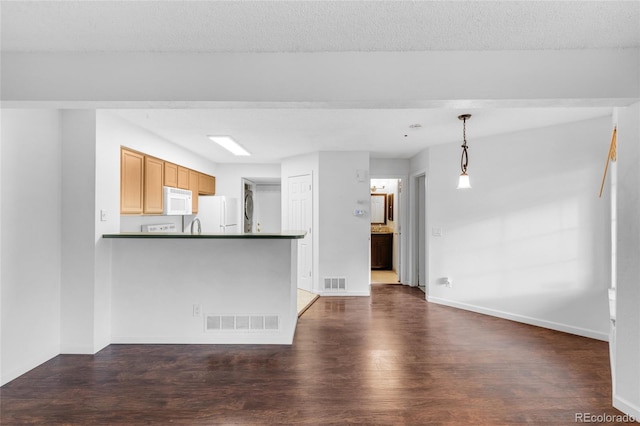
[0,1,632,163]
[2,1,639,53]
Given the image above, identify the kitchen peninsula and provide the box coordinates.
[103,232,304,345]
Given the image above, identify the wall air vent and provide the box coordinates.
[323,277,347,292]
[205,314,279,332]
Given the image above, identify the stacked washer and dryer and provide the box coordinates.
[243,182,254,233]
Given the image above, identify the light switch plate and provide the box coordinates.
[100,209,107,222]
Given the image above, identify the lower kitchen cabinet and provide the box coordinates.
[371,233,393,270]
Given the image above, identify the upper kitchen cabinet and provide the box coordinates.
[198,173,216,195]
[164,162,178,188]
[188,169,199,213]
[120,146,215,216]
[143,156,164,215]
[177,166,190,190]
[164,163,189,189]
[120,148,144,214]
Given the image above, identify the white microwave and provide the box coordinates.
[163,186,192,215]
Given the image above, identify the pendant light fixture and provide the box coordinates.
[457,114,472,189]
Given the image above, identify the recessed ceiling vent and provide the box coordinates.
[323,277,347,292]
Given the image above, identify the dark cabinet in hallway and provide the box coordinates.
[371,233,393,270]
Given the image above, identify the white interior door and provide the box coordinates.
[288,175,313,292]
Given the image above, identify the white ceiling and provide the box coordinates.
[2,1,637,164]
[113,107,614,164]
[2,1,639,53]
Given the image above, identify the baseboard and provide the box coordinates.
[1,345,59,387]
[110,334,294,345]
[60,344,100,354]
[318,290,370,297]
[427,296,609,341]
[93,340,110,354]
[613,395,640,421]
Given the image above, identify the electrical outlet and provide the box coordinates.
[193,304,201,317]
[445,278,452,288]
[100,209,107,222]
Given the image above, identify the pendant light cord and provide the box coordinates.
[460,116,469,174]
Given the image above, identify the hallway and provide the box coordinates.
[0,285,618,424]
[370,269,399,284]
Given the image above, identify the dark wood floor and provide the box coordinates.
[1,284,621,425]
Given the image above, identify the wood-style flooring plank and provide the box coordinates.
[0,284,622,425]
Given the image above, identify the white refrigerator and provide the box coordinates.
[198,196,239,233]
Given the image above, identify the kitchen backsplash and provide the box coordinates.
[120,214,193,233]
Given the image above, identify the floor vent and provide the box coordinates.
[323,277,347,292]
[205,314,279,332]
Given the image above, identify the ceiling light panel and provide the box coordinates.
[207,135,250,156]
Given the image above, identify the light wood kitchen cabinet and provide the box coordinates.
[177,166,190,189]
[188,169,199,213]
[144,156,165,215]
[198,173,216,195]
[120,146,215,216]
[164,162,178,188]
[120,148,144,214]
[371,233,393,270]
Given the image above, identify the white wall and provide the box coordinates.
[426,116,612,340]
[60,110,102,353]
[214,164,281,199]
[318,152,371,296]
[110,238,298,344]
[1,110,62,385]
[108,114,218,176]
[614,102,640,417]
[254,183,282,233]
[282,151,374,296]
[95,112,123,350]
[370,158,410,176]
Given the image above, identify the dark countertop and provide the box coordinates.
[103,231,306,239]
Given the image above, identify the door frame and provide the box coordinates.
[369,174,409,285]
[409,171,428,297]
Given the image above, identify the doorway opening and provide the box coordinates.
[370,178,402,284]
[241,177,282,234]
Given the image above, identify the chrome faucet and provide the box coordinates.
[190,217,202,235]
